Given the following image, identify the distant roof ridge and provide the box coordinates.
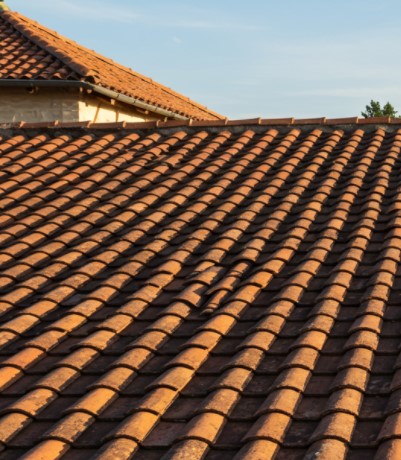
[0,10,224,120]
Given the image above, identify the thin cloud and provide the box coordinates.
[154,19,262,31]
[285,87,401,99]
[13,0,140,23]
[11,0,262,30]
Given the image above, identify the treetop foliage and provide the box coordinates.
[362,100,399,118]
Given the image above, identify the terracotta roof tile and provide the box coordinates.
[243,412,292,443]
[0,123,400,458]
[161,440,209,460]
[306,439,349,460]
[0,11,224,120]
[235,440,280,460]
[95,439,139,460]
[21,440,69,460]
[43,412,95,443]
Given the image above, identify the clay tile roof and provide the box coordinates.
[1,119,401,458]
[0,10,224,121]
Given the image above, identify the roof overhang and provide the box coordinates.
[0,79,188,120]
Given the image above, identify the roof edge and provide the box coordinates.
[0,79,188,120]
[1,116,401,132]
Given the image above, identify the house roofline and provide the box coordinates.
[0,79,188,120]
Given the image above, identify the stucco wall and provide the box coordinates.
[0,87,161,123]
[0,87,79,123]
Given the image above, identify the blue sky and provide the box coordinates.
[9,0,401,119]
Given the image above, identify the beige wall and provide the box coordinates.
[0,87,162,123]
[78,95,158,123]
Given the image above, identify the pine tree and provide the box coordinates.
[362,100,398,118]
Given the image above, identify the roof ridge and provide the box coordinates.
[2,116,401,131]
[1,11,224,119]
